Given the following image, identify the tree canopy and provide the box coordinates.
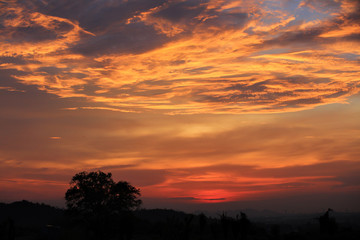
[65,171,142,215]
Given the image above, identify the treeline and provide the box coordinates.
[2,172,359,239]
[1,200,360,240]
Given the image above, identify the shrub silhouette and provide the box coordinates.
[239,212,251,240]
[318,208,338,234]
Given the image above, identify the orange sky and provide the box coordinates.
[0,0,360,212]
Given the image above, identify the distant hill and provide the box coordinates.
[0,201,193,227]
[0,200,64,227]
[1,200,360,240]
[135,208,191,223]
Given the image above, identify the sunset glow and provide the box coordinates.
[1,0,359,212]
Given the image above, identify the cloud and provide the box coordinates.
[0,0,359,114]
[299,0,341,12]
[152,0,206,23]
[27,0,167,32]
[0,55,40,65]
[1,74,359,173]
[1,1,359,210]
[1,72,359,207]
[0,2,74,43]
[142,160,360,203]
[70,22,169,56]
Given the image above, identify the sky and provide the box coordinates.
[0,0,360,213]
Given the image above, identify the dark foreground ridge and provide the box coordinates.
[1,200,360,240]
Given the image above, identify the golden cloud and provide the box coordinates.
[0,0,359,115]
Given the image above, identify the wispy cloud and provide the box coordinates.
[1,0,359,114]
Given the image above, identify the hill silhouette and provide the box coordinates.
[1,200,360,240]
[0,200,63,227]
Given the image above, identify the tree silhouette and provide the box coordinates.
[65,171,142,239]
[65,171,142,214]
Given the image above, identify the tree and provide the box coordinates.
[65,171,142,215]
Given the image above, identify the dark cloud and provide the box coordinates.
[0,3,74,43]
[300,0,341,10]
[225,81,268,92]
[195,84,294,106]
[204,198,227,201]
[261,27,325,47]
[181,72,353,109]
[344,0,360,23]
[169,196,227,202]
[71,82,104,96]
[0,55,39,65]
[70,22,169,56]
[2,0,171,56]
[334,171,360,187]
[279,97,322,107]
[74,81,174,98]
[273,74,332,85]
[259,0,360,49]
[323,90,349,99]
[26,0,167,33]
[219,73,261,79]
[204,11,248,29]
[169,59,187,65]
[52,5,217,58]
[36,66,69,75]
[260,91,295,101]
[1,25,59,43]
[183,66,214,74]
[156,0,200,20]
[199,93,255,103]
[152,0,206,23]
[251,161,360,179]
[185,73,354,109]
[0,69,34,89]
[65,0,249,56]
[343,33,360,42]
[110,169,167,187]
[152,0,249,33]
[170,197,198,201]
